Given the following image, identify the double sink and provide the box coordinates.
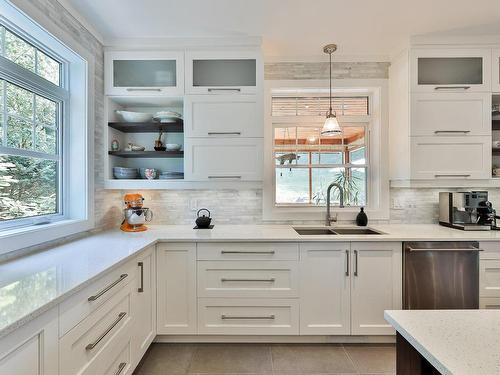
[294,227,384,236]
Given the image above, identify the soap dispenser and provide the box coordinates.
[356,207,368,226]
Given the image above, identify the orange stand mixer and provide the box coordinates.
[120,193,153,232]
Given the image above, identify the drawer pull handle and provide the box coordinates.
[407,247,482,252]
[434,174,471,178]
[115,362,127,375]
[208,132,242,136]
[85,312,127,351]
[434,130,471,134]
[208,176,242,179]
[434,86,471,90]
[88,274,128,301]
[207,88,241,92]
[221,278,276,282]
[221,314,275,320]
[126,88,162,92]
[221,250,275,255]
[138,262,144,293]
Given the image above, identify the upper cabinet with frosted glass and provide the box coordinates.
[410,48,491,92]
[105,51,184,96]
[185,50,261,94]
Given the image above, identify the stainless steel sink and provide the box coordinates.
[294,227,384,235]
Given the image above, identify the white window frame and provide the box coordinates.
[263,79,389,222]
[0,0,94,255]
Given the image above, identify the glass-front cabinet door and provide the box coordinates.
[105,51,184,96]
[411,48,491,92]
[493,49,500,92]
[185,50,261,94]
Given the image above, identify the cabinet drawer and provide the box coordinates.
[480,297,500,309]
[410,93,491,136]
[197,243,299,261]
[59,260,136,336]
[184,96,261,137]
[197,261,299,298]
[480,259,500,298]
[184,138,263,181]
[410,136,491,179]
[60,286,133,375]
[198,298,299,335]
[81,337,132,375]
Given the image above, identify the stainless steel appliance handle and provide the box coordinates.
[345,250,349,276]
[434,86,471,90]
[407,247,483,252]
[221,278,275,282]
[221,314,275,320]
[208,175,242,179]
[354,250,359,276]
[126,88,162,92]
[221,250,275,254]
[88,274,128,301]
[434,130,471,134]
[208,132,242,135]
[207,88,241,92]
[138,262,144,293]
[115,363,127,375]
[85,312,127,350]
[434,174,471,178]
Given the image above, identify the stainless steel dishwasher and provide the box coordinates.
[403,241,480,309]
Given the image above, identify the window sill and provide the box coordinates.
[263,205,389,222]
[0,218,94,257]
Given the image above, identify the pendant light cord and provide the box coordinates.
[329,51,332,116]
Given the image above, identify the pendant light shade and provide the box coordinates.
[321,43,342,136]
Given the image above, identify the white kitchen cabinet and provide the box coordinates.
[410,136,491,180]
[493,49,500,92]
[185,50,261,94]
[197,260,299,298]
[184,95,262,137]
[350,242,402,335]
[197,242,299,261]
[411,48,491,92]
[410,92,491,136]
[156,243,197,334]
[299,243,350,335]
[131,246,156,367]
[0,308,58,375]
[105,50,184,96]
[197,298,299,335]
[184,138,263,181]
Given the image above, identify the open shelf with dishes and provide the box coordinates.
[492,95,500,178]
[105,96,185,185]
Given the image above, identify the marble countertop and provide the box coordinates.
[2,223,500,340]
[385,310,500,375]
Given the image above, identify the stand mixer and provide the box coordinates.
[120,193,153,232]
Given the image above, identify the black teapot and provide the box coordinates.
[195,208,212,228]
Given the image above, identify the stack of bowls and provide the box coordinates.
[113,167,138,179]
[159,171,184,180]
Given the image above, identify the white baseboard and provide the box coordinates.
[153,335,396,344]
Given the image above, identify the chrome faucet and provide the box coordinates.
[325,182,344,226]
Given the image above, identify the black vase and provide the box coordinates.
[356,207,368,226]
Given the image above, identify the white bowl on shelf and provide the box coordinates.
[154,111,182,123]
[116,110,153,123]
[165,143,182,151]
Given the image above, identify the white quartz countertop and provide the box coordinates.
[2,223,500,339]
[385,310,500,375]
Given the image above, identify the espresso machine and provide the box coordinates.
[439,191,500,230]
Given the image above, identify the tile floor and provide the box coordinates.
[133,343,396,375]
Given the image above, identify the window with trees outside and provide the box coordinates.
[0,23,64,225]
[272,96,369,207]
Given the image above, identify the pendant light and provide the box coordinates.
[321,44,342,136]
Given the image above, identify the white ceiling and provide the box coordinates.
[64,0,500,60]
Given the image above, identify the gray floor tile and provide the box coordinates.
[134,343,196,375]
[343,344,396,374]
[271,344,356,373]
[188,343,272,373]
